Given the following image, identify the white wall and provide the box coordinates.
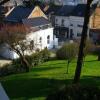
[55,16,70,27]
[27,27,54,50]
[69,16,84,38]
[0,28,55,59]
[55,15,85,39]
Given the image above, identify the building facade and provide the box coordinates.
[0,5,58,59]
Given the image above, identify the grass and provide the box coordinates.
[0,55,100,100]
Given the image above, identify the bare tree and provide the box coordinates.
[73,0,93,83]
[0,24,31,72]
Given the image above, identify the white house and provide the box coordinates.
[0,5,58,59]
[54,5,75,40]
[54,4,91,40]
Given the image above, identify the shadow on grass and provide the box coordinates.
[39,62,67,67]
[1,78,72,100]
[1,76,100,100]
[83,60,98,62]
[71,60,98,63]
[81,76,100,87]
[32,66,62,72]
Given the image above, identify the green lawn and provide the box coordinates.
[0,55,100,100]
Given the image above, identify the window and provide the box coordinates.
[77,33,81,37]
[47,35,50,44]
[39,37,42,43]
[70,29,73,39]
[56,19,58,22]
[61,19,64,26]
[70,24,73,26]
[55,19,58,26]
[78,25,83,27]
[30,40,34,50]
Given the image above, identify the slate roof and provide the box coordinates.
[5,5,35,22]
[45,5,62,15]
[71,4,87,17]
[56,5,75,16]
[22,17,50,27]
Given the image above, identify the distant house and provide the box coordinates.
[90,7,100,29]
[54,3,98,41]
[0,5,58,59]
[5,5,48,22]
[89,6,100,44]
[69,4,88,39]
[54,5,75,40]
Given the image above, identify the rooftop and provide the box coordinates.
[56,5,75,16]
[71,4,86,17]
[22,17,50,28]
[44,5,62,15]
[5,5,35,22]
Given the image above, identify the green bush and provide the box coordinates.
[31,48,50,66]
[0,48,51,77]
[0,63,26,77]
[40,48,50,62]
[12,48,50,68]
[46,84,100,100]
[92,46,100,60]
[56,43,78,60]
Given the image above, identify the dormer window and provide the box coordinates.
[47,35,50,44]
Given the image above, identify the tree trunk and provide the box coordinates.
[67,60,70,74]
[98,55,100,61]
[73,0,93,84]
[13,48,30,72]
[21,56,30,72]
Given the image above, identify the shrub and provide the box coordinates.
[0,63,26,77]
[40,47,50,62]
[31,52,43,66]
[83,39,94,59]
[56,43,78,73]
[46,84,100,100]
[92,46,100,61]
[0,48,51,76]
[56,43,78,60]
